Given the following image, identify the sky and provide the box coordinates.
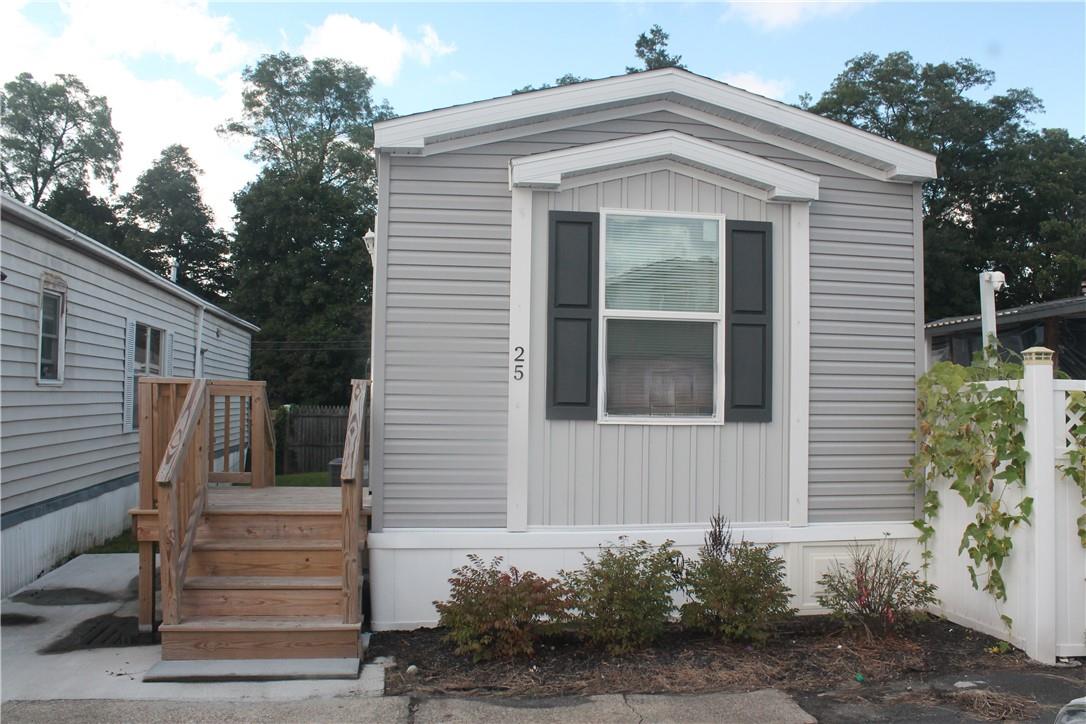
[3,1,1084,228]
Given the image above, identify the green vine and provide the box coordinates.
[1059,390,1086,546]
[908,353,1030,610]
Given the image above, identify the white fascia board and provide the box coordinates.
[510,130,820,202]
[375,68,937,181]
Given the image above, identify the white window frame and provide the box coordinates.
[130,322,166,430]
[37,289,66,385]
[597,208,726,425]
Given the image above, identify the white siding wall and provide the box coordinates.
[528,171,791,525]
[376,109,921,528]
[1,214,252,593]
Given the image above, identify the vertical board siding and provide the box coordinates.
[378,108,920,528]
[0,220,251,514]
[526,171,791,526]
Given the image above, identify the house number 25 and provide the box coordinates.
[512,346,526,381]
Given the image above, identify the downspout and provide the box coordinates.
[194,304,206,378]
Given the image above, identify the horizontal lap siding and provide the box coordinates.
[0,220,250,512]
[529,171,791,526]
[382,157,511,527]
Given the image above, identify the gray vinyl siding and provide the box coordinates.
[376,108,921,528]
[0,216,251,514]
[529,173,791,526]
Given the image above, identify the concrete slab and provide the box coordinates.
[1,696,411,723]
[626,690,817,724]
[1,554,387,702]
[414,695,634,723]
[143,657,362,682]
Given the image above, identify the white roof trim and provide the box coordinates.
[376,68,937,181]
[509,130,820,202]
[1,193,259,332]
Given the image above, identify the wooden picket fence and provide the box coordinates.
[280,404,349,473]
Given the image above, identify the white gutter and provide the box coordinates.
[1,193,259,333]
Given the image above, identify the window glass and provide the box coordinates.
[149,328,162,372]
[39,292,62,380]
[135,324,148,369]
[605,214,719,313]
[605,319,715,417]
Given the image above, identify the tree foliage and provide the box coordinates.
[512,73,588,95]
[222,53,388,404]
[120,145,229,300]
[627,24,685,73]
[1,73,121,207]
[40,183,130,252]
[220,52,392,209]
[806,51,1086,319]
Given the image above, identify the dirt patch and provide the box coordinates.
[39,614,154,653]
[1,613,45,626]
[370,616,1072,714]
[12,587,116,606]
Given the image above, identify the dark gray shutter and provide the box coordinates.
[546,211,599,420]
[725,220,773,422]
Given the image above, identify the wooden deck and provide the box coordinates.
[130,378,371,666]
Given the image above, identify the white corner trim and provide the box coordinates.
[506,187,533,532]
[510,131,820,202]
[375,68,937,180]
[788,202,811,526]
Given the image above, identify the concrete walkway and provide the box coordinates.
[2,690,816,723]
[1,555,384,702]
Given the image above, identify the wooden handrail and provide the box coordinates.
[156,378,210,625]
[340,379,370,625]
[156,378,208,486]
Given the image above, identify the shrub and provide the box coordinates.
[680,516,795,643]
[434,555,570,661]
[816,539,938,638]
[562,537,682,654]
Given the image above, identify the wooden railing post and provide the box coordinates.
[137,379,155,633]
[340,380,369,625]
[252,385,269,487]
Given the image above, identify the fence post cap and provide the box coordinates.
[1022,346,1055,365]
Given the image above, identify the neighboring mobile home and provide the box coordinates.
[0,195,257,596]
[366,68,938,630]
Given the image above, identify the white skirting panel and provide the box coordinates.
[368,522,919,630]
[1,483,138,597]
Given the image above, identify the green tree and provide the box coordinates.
[512,73,588,95]
[40,183,130,252]
[1,73,121,207]
[807,51,1085,318]
[230,169,370,405]
[121,145,229,300]
[222,53,388,404]
[220,52,392,209]
[627,24,685,73]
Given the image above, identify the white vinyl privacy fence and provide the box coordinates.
[927,347,1085,664]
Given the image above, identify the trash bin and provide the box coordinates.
[328,457,343,487]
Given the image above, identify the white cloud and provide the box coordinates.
[1,0,257,227]
[720,72,790,100]
[724,1,867,31]
[299,15,455,85]
[2,3,455,229]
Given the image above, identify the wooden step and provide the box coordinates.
[160,616,360,660]
[181,576,343,618]
[188,540,341,577]
[198,512,342,541]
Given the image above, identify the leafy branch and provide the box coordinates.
[1059,390,1086,546]
[907,351,1029,609]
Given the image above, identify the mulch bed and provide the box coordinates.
[369,615,1044,700]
